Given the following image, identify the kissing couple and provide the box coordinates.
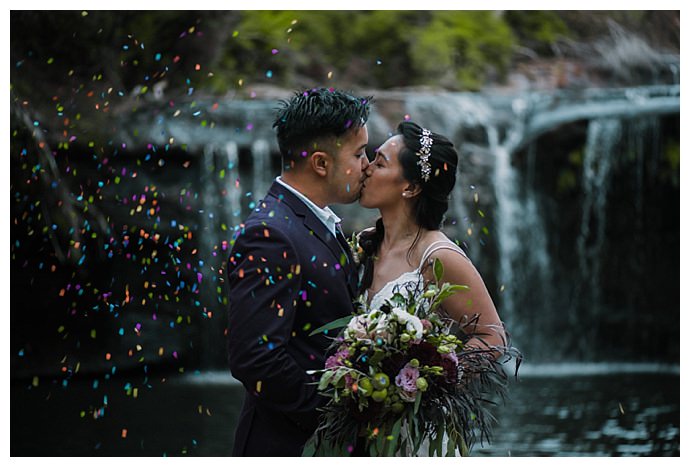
[226,88,509,456]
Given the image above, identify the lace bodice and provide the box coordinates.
[366,270,424,310]
[364,240,468,310]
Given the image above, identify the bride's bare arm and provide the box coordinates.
[425,249,506,352]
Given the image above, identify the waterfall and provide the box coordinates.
[251,139,271,200]
[201,144,221,248]
[575,119,621,322]
[224,141,242,223]
[491,135,519,325]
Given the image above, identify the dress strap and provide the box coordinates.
[418,240,468,269]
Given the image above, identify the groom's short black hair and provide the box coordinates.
[273,88,373,167]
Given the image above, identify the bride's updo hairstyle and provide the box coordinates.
[358,121,459,293]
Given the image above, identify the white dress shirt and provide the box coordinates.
[275,177,342,237]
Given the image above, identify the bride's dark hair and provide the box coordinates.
[358,121,459,293]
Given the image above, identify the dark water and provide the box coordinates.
[11,364,679,456]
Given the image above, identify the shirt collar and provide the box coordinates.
[275,177,341,236]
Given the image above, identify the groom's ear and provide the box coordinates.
[310,151,330,177]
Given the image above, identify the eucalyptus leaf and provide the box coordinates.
[309,315,353,336]
[302,437,317,456]
[413,390,422,415]
[386,418,402,456]
[433,257,444,283]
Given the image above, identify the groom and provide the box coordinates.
[226,88,373,456]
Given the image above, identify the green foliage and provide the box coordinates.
[346,11,422,87]
[557,169,578,194]
[504,11,570,54]
[555,148,583,194]
[409,11,515,90]
[660,140,680,188]
[19,11,666,98]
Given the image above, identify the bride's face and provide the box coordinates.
[359,135,410,209]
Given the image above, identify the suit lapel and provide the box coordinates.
[268,182,358,298]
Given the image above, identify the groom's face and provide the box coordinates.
[326,125,370,204]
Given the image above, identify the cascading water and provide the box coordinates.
[484,87,678,359]
[224,141,242,224]
[575,118,620,325]
[251,139,271,202]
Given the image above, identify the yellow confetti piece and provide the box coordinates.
[32,376,39,387]
[256,380,262,393]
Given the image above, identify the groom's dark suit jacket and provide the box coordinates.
[227,181,358,456]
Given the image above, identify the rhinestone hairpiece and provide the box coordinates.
[417,128,433,182]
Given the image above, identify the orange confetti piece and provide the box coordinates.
[121,429,128,438]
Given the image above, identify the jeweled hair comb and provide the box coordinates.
[417,128,433,182]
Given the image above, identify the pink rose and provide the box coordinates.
[325,347,350,369]
[395,363,420,402]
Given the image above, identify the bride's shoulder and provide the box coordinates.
[419,233,470,269]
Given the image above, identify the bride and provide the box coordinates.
[356,121,508,455]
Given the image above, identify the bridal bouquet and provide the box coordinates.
[303,259,517,457]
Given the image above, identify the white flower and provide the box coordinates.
[405,315,424,341]
[390,307,412,324]
[347,315,370,340]
[389,306,423,342]
[347,311,392,343]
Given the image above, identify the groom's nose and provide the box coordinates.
[361,155,370,172]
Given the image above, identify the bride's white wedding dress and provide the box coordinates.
[365,240,469,310]
[364,239,470,457]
